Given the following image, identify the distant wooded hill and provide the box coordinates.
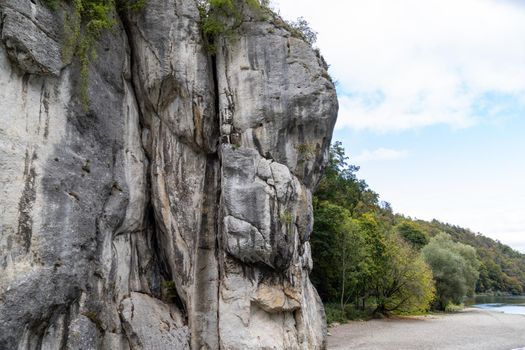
[411,219,525,295]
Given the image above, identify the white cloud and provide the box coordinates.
[337,94,476,132]
[275,0,525,132]
[354,148,409,163]
[272,0,525,252]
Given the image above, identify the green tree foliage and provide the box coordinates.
[197,0,239,43]
[288,17,317,45]
[396,221,429,249]
[422,233,480,309]
[312,142,524,322]
[197,0,267,52]
[316,142,378,215]
[372,234,435,315]
[413,219,525,295]
[310,201,370,313]
[311,143,436,319]
[360,215,435,315]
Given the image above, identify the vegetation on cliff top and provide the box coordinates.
[197,0,317,53]
[42,0,317,106]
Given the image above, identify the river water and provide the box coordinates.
[468,295,525,315]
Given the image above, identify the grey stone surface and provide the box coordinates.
[0,2,65,76]
[120,292,190,350]
[0,1,337,349]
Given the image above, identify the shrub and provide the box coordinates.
[324,303,347,325]
[444,302,464,313]
[295,143,317,162]
[197,0,266,53]
[162,280,178,301]
[288,17,317,45]
[324,303,374,325]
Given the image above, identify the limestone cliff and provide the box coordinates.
[0,0,338,349]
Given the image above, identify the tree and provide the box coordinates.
[311,141,525,321]
[310,200,369,314]
[316,142,378,215]
[396,221,429,249]
[422,233,480,309]
[361,215,435,315]
[289,17,317,45]
[336,215,369,315]
[415,219,525,295]
[312,143,435,319]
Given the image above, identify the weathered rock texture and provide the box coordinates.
[0,0,337,349]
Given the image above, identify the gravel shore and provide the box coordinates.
[328,308,525,350]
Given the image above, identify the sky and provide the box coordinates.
[274,0,525,253]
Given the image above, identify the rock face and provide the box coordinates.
[0,0,337,349]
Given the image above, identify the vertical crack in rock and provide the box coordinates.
[209,41,225,350]
[118,6,192,346]
[16,151,37,253]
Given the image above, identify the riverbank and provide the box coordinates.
[328,308,525,350]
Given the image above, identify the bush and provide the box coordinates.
[444,302,464,313]
[324,303,347,325]
[324,303,374,325]
[289,17,317,45]
[197,0,266,52]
